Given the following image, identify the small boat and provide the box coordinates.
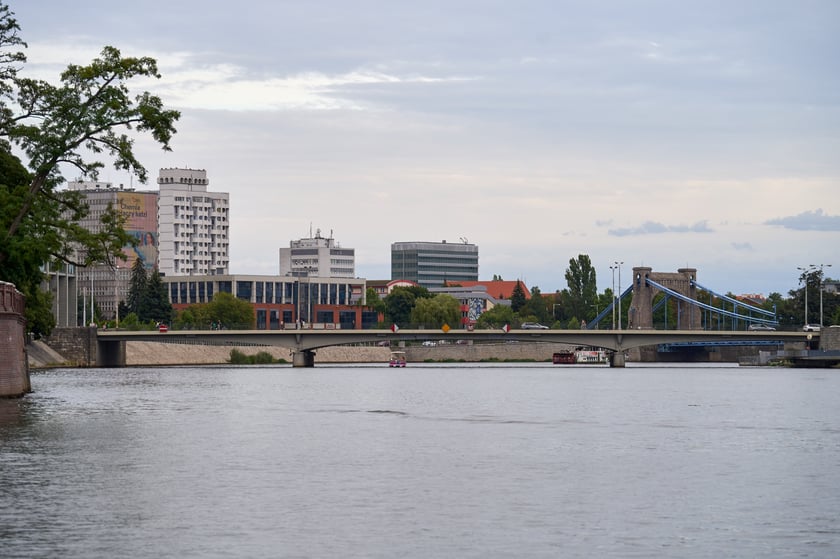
[389,351,407,367]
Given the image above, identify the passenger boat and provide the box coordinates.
[574,349,608,364]
[552,349,608,364]
[552,351,575,364]
[389,351,407,367]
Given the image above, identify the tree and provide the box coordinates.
[410,294,461,328]
[365,287,385,314]
[126,258,147,317]
[475,304,516,329]
[384,285,430,326]
[194,292,255,330]
[510,280,527,312]
[143,269,172,325]
[0,4,179,335]
[565,254,597,322]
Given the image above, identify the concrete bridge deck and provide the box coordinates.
[97,328,813,367]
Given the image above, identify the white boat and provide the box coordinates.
[574,349,608,364]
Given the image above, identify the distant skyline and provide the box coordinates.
[10,0,840,296]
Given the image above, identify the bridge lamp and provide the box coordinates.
[614,261,624,329]
[609,265,617,329]
[797,266,811,325]
[813,263,832,327]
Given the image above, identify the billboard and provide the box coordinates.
[117,191,158,270]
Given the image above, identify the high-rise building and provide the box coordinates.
[157,168,229,276]
[391,240,479,288]
[279,229,355,278]
[65,180,159,321]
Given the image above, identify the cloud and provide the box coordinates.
[731,242,753,251]
[607,220,713,237]
[765,209,840,231]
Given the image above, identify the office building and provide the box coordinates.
[391,240,479,288]
[279,229,355,278]
[157,168,229,276]
[162,274,374,329]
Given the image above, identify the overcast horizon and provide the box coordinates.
[10,0,839,296]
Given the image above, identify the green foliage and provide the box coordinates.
[144,269,172,324]
[410,294,461,328]
[0,6,178,336]
[476,304,516,329]
[365,287,385,314]
[178,292,255,330]
[510,280,527,312]
[383,285,430,326]
[126,258,147,316]
[228,349,286,364]
[565,254,598,322]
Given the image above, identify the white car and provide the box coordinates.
[748,324,776,331]
[521,322,549,330]
[803,324,821,332]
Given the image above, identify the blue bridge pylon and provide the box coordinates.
[587,267,777,330]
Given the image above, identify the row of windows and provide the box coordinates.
[168,280,359,306]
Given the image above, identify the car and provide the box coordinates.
[521,322,549,330]
[421,340,437,347]
[748,324,776,331]
[803,324,821,332]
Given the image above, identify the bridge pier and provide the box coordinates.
[609,351,626,368]
[292,349,315,367]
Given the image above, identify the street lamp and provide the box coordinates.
[609,264,617,329]
[813,263,832,328]
[798,265,814,326]
[614,261,624,329]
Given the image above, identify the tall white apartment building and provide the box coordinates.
[279,229,355,278]
[157,168,230,276]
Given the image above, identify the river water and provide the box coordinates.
[2,363,839,558]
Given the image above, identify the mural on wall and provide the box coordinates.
[467,298,483,323]
[117,191,158,270]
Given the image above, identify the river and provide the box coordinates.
[1,363,839,558]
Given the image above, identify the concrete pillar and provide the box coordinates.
[609,351,626,368]
[292,349,315,367]
[628,267,653,329]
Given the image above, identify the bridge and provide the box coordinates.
[96,266,819,368]
[97,328,812,368]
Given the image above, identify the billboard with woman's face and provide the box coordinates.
[117,191,158,270]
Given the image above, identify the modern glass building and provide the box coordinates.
[391,240,479,288]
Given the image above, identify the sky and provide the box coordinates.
[10,0,840,296]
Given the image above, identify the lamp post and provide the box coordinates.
[814,263,832,328]
[609,264,617,329]
[797,265,814,326]
[614,261,624,329]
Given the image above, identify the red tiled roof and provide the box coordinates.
[445,280,530,300]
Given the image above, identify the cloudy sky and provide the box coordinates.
[11,0,840,296]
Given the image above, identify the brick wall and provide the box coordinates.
[0,281,30,397]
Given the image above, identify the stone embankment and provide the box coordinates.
[29,340,577,367]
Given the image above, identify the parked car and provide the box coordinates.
[521,322,549,330]
[748,324,776,331]
[803,324,821,332]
